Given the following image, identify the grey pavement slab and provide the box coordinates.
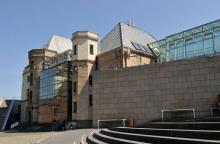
[38,129,95,144]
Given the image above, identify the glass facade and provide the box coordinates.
[148,20,220,62]
[40,62,71,99]
[43,49,72,69]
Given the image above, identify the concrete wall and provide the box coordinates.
[93,55,220,127]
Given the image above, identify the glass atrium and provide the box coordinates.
[148,20,220,62]
[40,61,72,99]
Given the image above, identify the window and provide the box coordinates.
[194,34,204,56]
[29,90,32,100]
[194,41,204,56]
[73,102,77,113]
[73,82,77,93]
[26,89,29,98]
[215,36,220,52]
[73,45,77,55]
[185,38,194,58]
[176,46,184,59]
[204,38,214,54]
[30,61,34,69]
[39,62,71,99]
[89,95,93,106]
[90,44,94,55]
[89,75,92,86]
[27,75,30,82]
[30,73,33,86]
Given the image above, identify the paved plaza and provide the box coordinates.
[0,129,94,144]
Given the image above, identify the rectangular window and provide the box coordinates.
[176,46,184,59]
[89,75,92,86]
[168,42,175,60]
[27,75,30,82]
[30,61,34,69]
[215,27,220,36]
[204,38,214,54]
[169,48,176,60]
[194,34,204,56]
[194,41,204,56]
[185,44,194,58]
[90,45,94,55]
[29,90,32,100]
[73,45,77,55]
[26,89,29,98]
[73,82,77,93]
[89,95,93,106]
[215,36,220,52]
[30,73,33,86]
[73,102,77,113]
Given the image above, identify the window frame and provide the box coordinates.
[73,45,77,55]
[89,44,94,55]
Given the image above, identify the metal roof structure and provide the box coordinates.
[148,19,220,62]
[100,22,157,56]
[44,35,72,54]
[43,49,72,70]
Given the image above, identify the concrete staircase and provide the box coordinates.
[82,121,220,144]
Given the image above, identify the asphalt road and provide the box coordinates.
[38,129,94,144]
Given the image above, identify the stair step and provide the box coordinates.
[111,127,220,140]
[86,135,108,144]
[101,129,220,144]
[94,130,149,144]
[138,122,220,130]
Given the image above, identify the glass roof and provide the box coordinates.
[149,19,220,48]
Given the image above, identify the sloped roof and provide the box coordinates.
[100,22,157,56]
[44,35,72,54]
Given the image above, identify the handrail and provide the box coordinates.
[161,108,196,120]
[97,119,127,129]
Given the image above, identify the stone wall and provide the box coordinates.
[72,61,94,122]
[97,48,154,71]
[93,55,220,127]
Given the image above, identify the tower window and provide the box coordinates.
[89,95,93,106]
[30,61,34,68]
[89,75,92,86]
[27,75,30,82]
[29,90,32,100]
[30,73,33,86]
[73,45,77,55]
[90,45,94,55]
[26,89,29,98]
[73,82,77,93]
[73,102,77,113]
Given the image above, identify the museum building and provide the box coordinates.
[21,20,220,127]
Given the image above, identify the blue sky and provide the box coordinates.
[0,0,219,100]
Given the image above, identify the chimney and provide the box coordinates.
[128,20,135,27]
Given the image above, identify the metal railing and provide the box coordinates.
[161,108,196,120]
[97,119,126,129]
